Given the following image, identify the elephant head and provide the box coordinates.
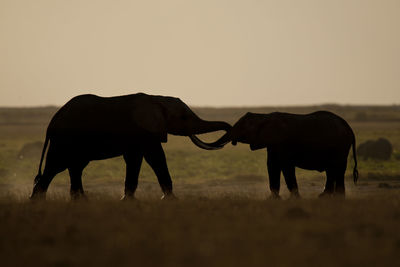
[132,94,232,149]
[196,112,288,150]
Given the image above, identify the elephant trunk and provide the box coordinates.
[187,118,233,150]
[190,131,233,150]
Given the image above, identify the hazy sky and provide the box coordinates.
[0,0,399,107]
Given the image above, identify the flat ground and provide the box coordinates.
[0,105,400,266]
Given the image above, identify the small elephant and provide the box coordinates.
[31,93,231,200]
[199,111,358,198]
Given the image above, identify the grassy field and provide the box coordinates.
[0,105,400,266]
[2,196,400,267]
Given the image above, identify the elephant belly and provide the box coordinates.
[52,135,140,161]
[85,136,145,160]
[85,141,126,160]
[294,159,326,172]
[292,151,346,172]
[290,150,330,172]
[286,143,349,172]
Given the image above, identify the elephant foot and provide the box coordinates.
[334,187,345,198]
[29,186,47,201]
[318,191,334,198]
[268,193,281,200]
[70,192,88,201]
[289,191,301,199]
[30,190,47,201]
[121,194,137,201]
[161,193,178,200]
[71,195,88,202]
[333,191,346,199]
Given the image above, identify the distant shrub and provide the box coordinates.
[357,138,393,160]
[18,141,43,160]
[378,183,392,189]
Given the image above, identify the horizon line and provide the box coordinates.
[0,102,399,109]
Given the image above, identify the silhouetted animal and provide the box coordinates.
[30,93,231,200]
[200,111,358,198]
[357,138,392,160]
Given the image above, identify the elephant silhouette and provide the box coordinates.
[200,111,358,198]
[30,93,231,200]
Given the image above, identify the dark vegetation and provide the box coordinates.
[0,104,400,266]
[357,138,393,160]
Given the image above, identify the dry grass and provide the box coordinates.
[1,105,400,266]
[1,195,400,267]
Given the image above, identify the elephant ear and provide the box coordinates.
[131,103,168,142]
[250,117,288,151]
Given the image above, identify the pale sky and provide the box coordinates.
[0,0,399,107]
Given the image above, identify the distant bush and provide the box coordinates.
[357,138,393,160]
[18,141,43,160]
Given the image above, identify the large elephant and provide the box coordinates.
[30,93,231,200]
[198,111,358,198]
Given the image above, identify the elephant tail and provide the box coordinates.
[352,136,359,184]
[35,133,50,182]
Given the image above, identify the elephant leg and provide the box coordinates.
[320,159,347,198]
[282,165,300,198]
[68,161,88,200]
[334,169,346,197]
[143,142,175,199]
[31,168,61,200]
[333,160,347,197]
[319,169,336,198]
[30,145,66,200]
[122,151,143,200]
[267,153,281,199]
